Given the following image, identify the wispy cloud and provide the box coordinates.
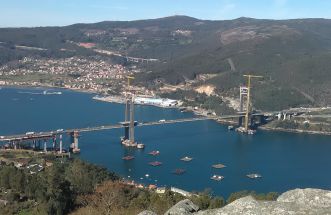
[272,0,290,19]
[88,4,128,10]
[274,0,288,7]
[220,3,236,13]
[215,0,236,20]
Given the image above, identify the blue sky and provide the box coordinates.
[1,0,331,27]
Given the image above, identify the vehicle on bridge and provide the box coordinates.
[25,132,35,136]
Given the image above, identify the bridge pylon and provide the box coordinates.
[121,76,136,144]
[129,95,135,143]
[238,86,248,126]
[70,131,80,154]
[243,74,263,132]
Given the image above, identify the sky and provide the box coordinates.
[0,0,331,27]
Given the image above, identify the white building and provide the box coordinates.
[135,97,178,107]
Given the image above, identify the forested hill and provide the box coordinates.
[1,15,331,110]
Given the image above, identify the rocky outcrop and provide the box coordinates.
[161,188,331,215]
[165,199,200,215]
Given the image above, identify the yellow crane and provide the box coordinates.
[126,75,135,89]
[243,74,263,131]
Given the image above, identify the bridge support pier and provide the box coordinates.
[250,115,255,127]
[129,96,135,143]
[124,127,129,140]
[44,140,47,152]
[33,140,36,149]
[52,136,57,151]
[59,135,63,154]
[238,116,244,127]
[71,131,80,154]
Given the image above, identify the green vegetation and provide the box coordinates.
[0,156,117,215]
[72,182,186,215]
[267,119,331,132]
[71,184,277,214]
[226,190,278,204]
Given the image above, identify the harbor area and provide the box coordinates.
[93,95,181,108]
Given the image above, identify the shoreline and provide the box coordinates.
[259,126,331,136]
[2,83,331,137]
[0,83,97,95]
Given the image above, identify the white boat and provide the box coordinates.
[137,143,145,149]
[180,156,193,162]
[247,173,262,179]
[211,175,224,181]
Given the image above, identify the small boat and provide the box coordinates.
[211,175,224,181]
[137,143,145,149]
[145,174,150,177]
[180,156,193,162]
[247,173,262,179]
[148,150,160,156]
[149,161,162,166]
[172,168,186,175]
[212,163,226,169]
[228,125,234,130]
[122,155,134,160]
[235,127,256,135]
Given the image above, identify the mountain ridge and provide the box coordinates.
[1,15,331,110]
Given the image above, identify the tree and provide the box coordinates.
[46,163,74,215]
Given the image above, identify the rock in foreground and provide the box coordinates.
[162,188,331,215]
[165,199,200,215]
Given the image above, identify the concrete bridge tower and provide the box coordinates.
[243,75,263,132]
[121,76,135,142]
[129,95,135,143]
[70,131,80,153]
[239,86,248,126]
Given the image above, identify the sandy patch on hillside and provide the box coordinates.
[195,85,215,96]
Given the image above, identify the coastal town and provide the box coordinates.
[0,56,153,96]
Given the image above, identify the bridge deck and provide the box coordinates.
[0,113,267,142]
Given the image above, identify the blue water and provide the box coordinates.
[0,87,331,197]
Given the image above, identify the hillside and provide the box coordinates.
[1,16,331,111]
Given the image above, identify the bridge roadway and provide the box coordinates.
[0,113,268,142]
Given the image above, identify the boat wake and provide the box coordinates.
[18,90,62,95]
